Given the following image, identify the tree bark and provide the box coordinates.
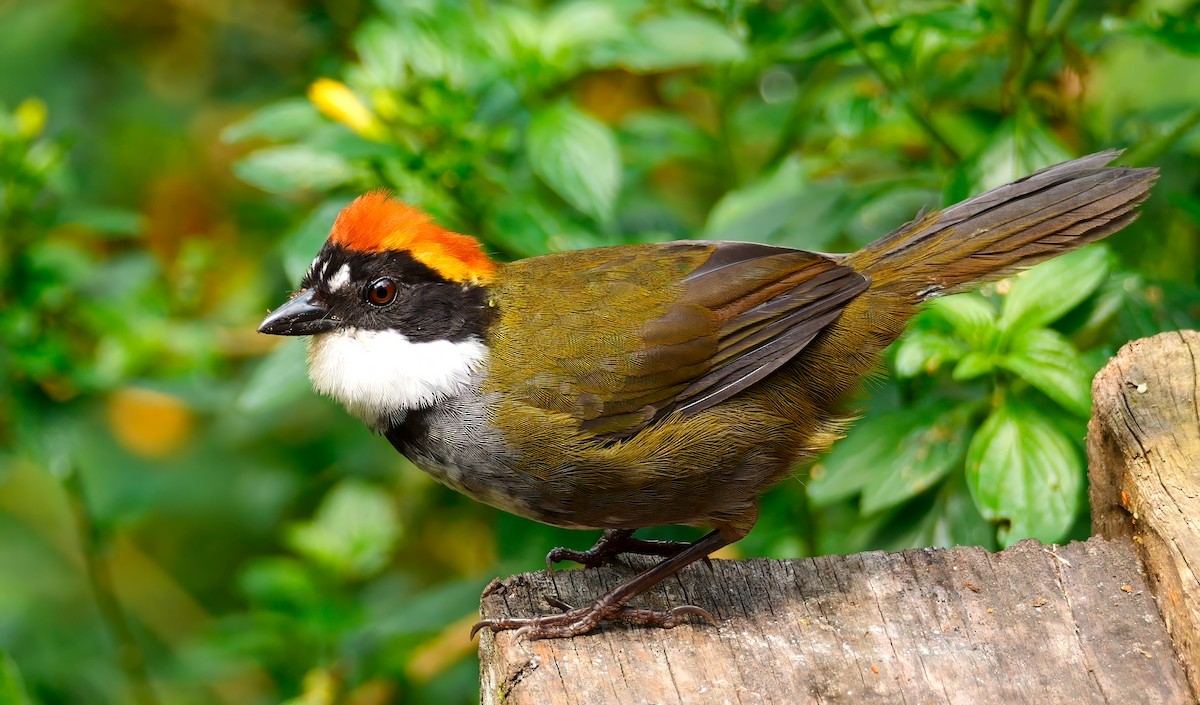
[480,538,1189,704]
[1088,329,1200,697]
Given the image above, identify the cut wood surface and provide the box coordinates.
[1089,329,1200,695]
[480,537,1191,704]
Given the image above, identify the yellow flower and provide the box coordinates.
[106,387,194,459]
[14,97,47,139]
[307,78,385,140]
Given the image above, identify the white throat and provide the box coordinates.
[307,328,487,428]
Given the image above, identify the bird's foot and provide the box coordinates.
[479,528,731,639]
[545,528,693,571]
[471,596,716,640]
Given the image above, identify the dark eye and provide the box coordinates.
[367,278,398,306]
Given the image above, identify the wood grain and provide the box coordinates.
[1089,329,1200,696]
[480,538,1190,704]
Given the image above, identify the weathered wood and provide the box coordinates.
[480,537,1190,704]
[1088,329,1200,696]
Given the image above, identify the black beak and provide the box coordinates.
[258,289,338,336]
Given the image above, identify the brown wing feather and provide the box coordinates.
[593,245,866,436]
[490,240,867,441]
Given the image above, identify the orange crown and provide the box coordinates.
[329,191,496,284]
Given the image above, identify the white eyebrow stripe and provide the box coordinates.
[327,263,351,292]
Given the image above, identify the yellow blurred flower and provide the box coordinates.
[106,387,194,459]
[285,668,338,705]
[307,78,385,140]
[14,97,47,139]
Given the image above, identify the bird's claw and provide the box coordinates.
[545,546,602,572]
[545,529,694,571]
[478,528,730,639]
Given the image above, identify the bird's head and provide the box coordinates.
[258,192,497,429]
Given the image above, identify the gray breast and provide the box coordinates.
[384,385,537,520]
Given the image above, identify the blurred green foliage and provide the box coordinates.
[1,0,1199,703]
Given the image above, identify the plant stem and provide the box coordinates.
[816,0,962,162]
[64,468,160,705]
[1023,0,1083,84]
[1045,0,1083,39]
[1003,0,1034,112]
[1123,107,1200,166]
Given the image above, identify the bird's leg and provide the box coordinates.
[545,528,693,571]
[474,523,744,640]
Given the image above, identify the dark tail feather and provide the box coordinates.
[846,150,1158,299]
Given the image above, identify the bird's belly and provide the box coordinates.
[406,448,545,521]
[386,389,823,531]
[402,441,737,530]
[395,431,658,530]
[388,420,725,530]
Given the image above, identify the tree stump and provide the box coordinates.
[1089,330,1200,695]
[479,331,1200,705]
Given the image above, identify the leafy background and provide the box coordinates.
[2,0,1199,703]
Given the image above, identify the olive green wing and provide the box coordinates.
[489,241,869,441]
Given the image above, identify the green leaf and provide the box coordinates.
[283,198,352,283]
[810,397,961,508]
[1117,10,1200,55]
[0,651,30,705]
[999,245,1111,332]
[1000,327,1092,417]
[59,205,145,238]
[239,557,322,611]
[621,112,710,167]
[221,98,324,143]
[952,116,1073,196]
[909,473,998,550]
[483,196,573,258]
[705,157,802,239]
[845,185,941,247]
[540,1,624,66]
[924,294,997,348]
[814,501,904,556]
[808,408,908,507]
[858,469,999,553]
[965,402,1082,546]
[486,5,541,66]
[527,102,620,220]
[355,13,465,87]
[287,479,401,579]
[704,157,848,248]
[237,339,310,414]
[893,329,967,378]
[1148,12,1200,54]
[234,145,359,195]
[860,403,972,514]
[952,350,994,380]
[600,12,747,71]
[355,18,406,87]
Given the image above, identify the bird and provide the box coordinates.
[258,150,1156,639]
